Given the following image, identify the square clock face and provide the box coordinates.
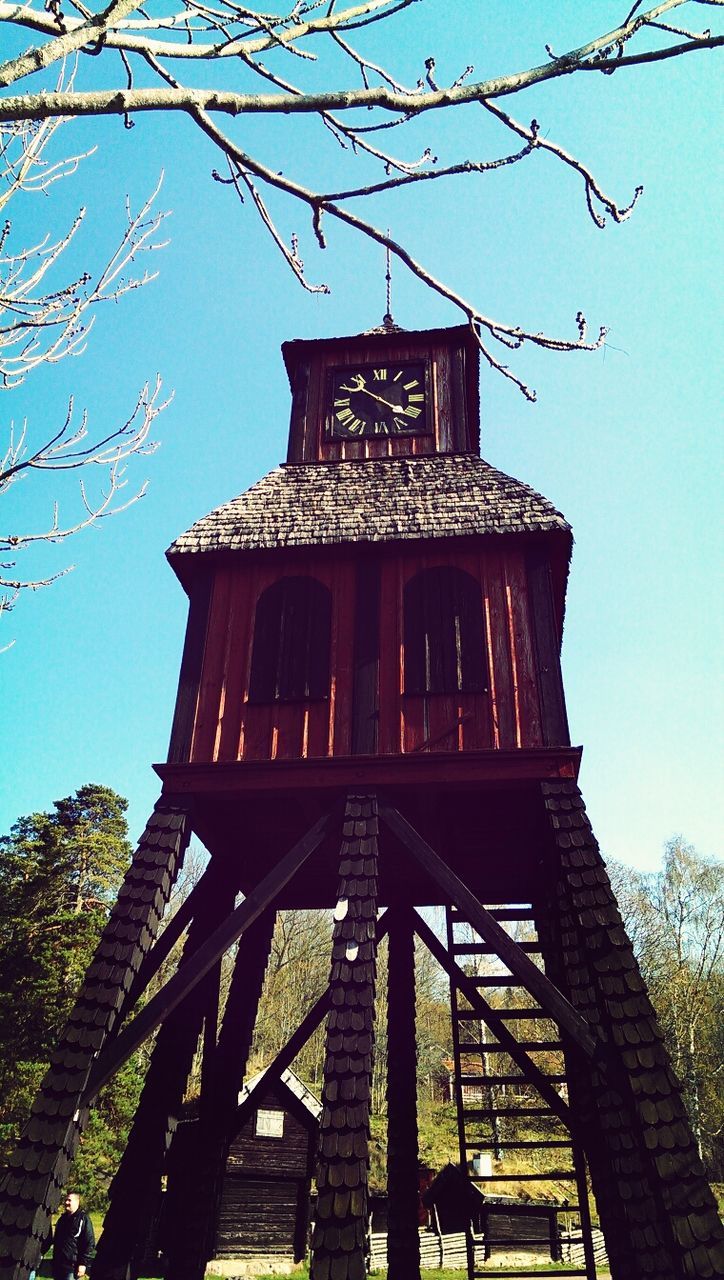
[327,360,431,439]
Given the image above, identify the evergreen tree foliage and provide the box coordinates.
[0,783,141,1204]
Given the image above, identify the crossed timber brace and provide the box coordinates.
[2,787,722,1280]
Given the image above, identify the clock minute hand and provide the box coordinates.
[359,386,404,413]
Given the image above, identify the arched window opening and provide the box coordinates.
[248,576,331,702]
[404,567,487,695]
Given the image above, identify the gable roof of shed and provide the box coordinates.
[167,455,571,561]
[238,1066,322,1122]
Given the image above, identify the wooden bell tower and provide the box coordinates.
[2,324,723,1280]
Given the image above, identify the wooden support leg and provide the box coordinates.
[539,780,724,1280]
[311,794,379,1280]
[82,807,333,1104]
[165,908,277,1280]
[92,859,238,1280]
[386,904,421,1280]
[0,799,191,1280]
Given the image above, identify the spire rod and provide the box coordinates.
[383,236,395,330]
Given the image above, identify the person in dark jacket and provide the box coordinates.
[52,1192,95,1280]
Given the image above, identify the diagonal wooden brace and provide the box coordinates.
[380,803,599,1060]
[82,806,335,1104]
[412,910,574,1133]
[126,865,215,1010]
[233,911,390,1135]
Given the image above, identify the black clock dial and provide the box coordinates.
[328,362,429,438]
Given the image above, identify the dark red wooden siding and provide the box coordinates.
[187,540,567,765]
[286,336,472,464]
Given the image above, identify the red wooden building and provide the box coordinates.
[2,322,723,1280]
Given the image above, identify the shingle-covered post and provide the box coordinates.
[386,903,421,1279]
[165,908,276,1280]
[92,857,237,1280]
[311,794,379,1280]
[539,780,724,1280]
[0,800,191,1280]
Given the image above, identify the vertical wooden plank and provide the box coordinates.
[306,700,331,759]
[167,575,213,765]
[458,692,490,750]
[402,694,427,753]
[449,341,471,452]
[505,548,543,747]
[272,703,306,759]
[215,567,253,762]
[378,555,401,754]
[526,544,571,747]
[238,563,278,761]
[424,693,459,752]
[331,555,354,756]
[190,568,233,762]
[480,547,516,749]
[286,359,310,464]
[351,556,381,755]
[434,344,454,453]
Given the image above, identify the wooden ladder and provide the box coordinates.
[445,903,598,1280]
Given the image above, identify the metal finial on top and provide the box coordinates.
[382,239,396,331]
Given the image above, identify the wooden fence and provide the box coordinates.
[370,1226,610,1274]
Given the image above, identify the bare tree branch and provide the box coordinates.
[0,0,720,404]
[1,115,170,624]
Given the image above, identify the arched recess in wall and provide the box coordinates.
[403,566,488,695]
[248,576,332,702]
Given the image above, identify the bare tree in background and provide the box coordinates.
[609,839,724,1173]
[0,0,721,401]
[0,68,168,624]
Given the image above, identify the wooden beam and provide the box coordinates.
[126,870,212,1009]
[383,805,598,1059]
[82,808,335,1104]
[155,745,582,794]
[412,911,574,1132]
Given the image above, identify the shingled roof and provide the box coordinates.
[167,455,570,560]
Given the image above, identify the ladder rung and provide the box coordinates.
[470,975,524,987]
[450,906,534,921]
[461,1074,567,1085]
[452,941,541,955]
[462,1107,558,1120]
[463,1139,572,1149]
[456,1008,548,1021]
[496,1008,549,1020]
[460,1041,563,1053]
[471,1170,577,1181]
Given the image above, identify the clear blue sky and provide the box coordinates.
[1,3,722,873]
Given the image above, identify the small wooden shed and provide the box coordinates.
[214,1067,321,1264]
[422,1163,563,1260]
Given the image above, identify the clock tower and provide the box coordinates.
[2,324,722,1280]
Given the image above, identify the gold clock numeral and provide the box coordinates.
[372,368,388,381]
[404,405,422,419]
[336,407,353,423]
[348,418,364,434]
[392,370,404,382]
[393,416,407,432]
[334,397,350,407]
[374,420,389,434]
[408,392,425,403]
[403,379,419,391]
